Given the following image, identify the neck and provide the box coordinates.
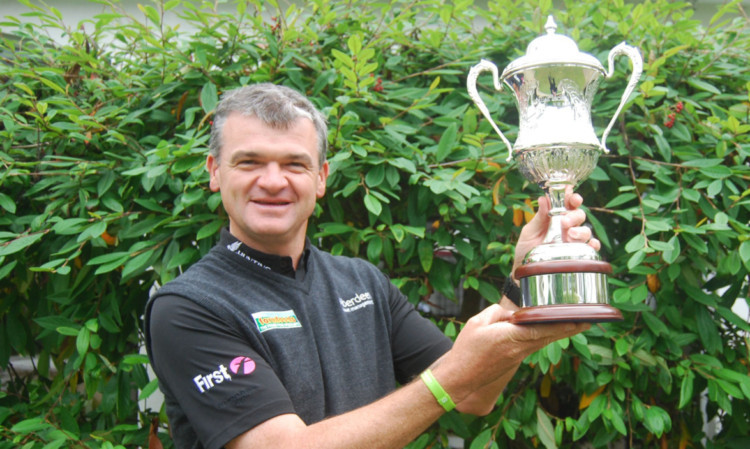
[228,225,306,270]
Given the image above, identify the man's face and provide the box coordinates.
[207,113,329,254]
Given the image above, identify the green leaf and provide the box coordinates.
[197,220,224,240]
[42,438,67,449]
[436,123,458,162]
[662,235,681,264]
[120,250,154,279]
[0,233,44,256]
[365,165,385,187]
[52,218,90,235]
[679,370,695,409]
[653,134,671,162]
[478,280,500,303]
[624,234,645,253]
[201,82,218,114]
[739,241,750,270]
[138,378,160,400]
[683,285,717,307]
[605,193,636,208]
[316,223,355,236]
[695,307,721,354]
[470,429,492,449]
[166,247,199,270]
[0,193,16,214]
[363,194,382,216]
[366,237,383,263]
[123,354,150,365]
[0,260,17,281]
[11,417,49,434]
[34,316,78,331]
[536,408,557,449]
[76,328,90,355]
[643,406,670,437]
[418,239,433,272]
[641,311,668,336]
[687,78,721,95]
[89,252,131,265]
[56,327,80,337]
[138,3,161,26]
[615,338,629,357]
[502,419,517,439]
[609,408,627,435]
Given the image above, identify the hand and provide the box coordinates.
[511,191,600,279]
[435,302,589,400]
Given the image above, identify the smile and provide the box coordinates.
[253,199,292,206]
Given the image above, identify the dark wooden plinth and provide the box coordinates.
[509,304,623,324]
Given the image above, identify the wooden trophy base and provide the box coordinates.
[509,303,623,324]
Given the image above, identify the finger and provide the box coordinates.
[499,296,521,312]
[567,225,592,243]
[501,321,589,345]
[563,208,587,229]
[472,303,515,325]
[536,196,550,215]
[526,196,549,227]
[565,192,583,210]
[520,197,551,241]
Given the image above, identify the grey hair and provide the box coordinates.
[208,83,328,166]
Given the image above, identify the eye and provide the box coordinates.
[237,159,259,167]
[286,161,310,171]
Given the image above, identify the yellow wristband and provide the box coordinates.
[420,369,456,412]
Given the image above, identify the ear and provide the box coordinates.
[206,154,221,192]
[316,161,329,199]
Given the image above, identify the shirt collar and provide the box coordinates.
[220,228,309,279]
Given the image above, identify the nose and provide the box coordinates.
[256,162,288,191]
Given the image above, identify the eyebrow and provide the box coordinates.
[228,150,314,166]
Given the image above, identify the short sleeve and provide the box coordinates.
[386,282,453,384]
[148,295,297,449]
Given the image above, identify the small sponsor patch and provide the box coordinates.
[229,356,256,375]
[252,310,302,333]
[339,291,374,312]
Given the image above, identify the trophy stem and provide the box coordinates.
[543,183,568,245]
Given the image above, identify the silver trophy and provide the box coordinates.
[467,16,642,323]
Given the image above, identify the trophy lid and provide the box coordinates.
[502,16,605,79]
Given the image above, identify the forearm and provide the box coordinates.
[228,374,451,449]
[446,297,524,414]
[456,365,519,415]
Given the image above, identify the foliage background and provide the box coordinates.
[1,0,748,448]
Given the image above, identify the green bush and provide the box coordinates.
[1,0,748,447]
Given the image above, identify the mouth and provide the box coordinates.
[252,198,292,207]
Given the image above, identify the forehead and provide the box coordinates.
[221,113,318,158]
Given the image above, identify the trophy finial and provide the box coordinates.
[545,15,557,35]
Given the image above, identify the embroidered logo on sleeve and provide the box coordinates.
[193,356,257,394]
[252,310,302,333]
[339,291,374,312]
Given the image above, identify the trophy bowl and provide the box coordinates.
[467,16,642,323]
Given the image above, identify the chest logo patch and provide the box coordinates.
[252,310,302,333]
[339,291,374,312]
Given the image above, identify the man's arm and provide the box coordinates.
[229,191,599,448]
[228,309,587,449]
[451,297,521,416]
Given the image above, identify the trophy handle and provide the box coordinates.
[467,59,514,161]
[600,42,643,153]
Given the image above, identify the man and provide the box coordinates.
[145,83,597,449]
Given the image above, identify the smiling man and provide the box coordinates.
[206,112,327,259]
[144,83,595,449]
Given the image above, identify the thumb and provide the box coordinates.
[523,196,550,236]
